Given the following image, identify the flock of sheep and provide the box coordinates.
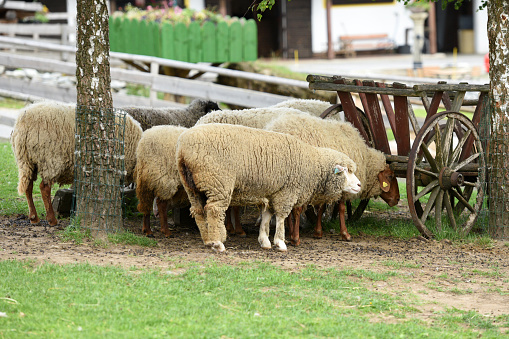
[10,97,400,253]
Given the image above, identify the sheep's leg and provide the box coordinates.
[203,199,228,253]
[273,213,288,252]
[25,180,40,224]
[313,204,326,238]
[136,189,155,237]
[232,206,245,237]
[339,200,352,241]
[40,181,57,226]
[286,214,294,243]
[258,208,272,249]
[156,198,171,237]
[225,207,235,234]
[289,206,302,246]
[187,194,209,244]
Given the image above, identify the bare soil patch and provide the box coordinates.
[1,210,509,319]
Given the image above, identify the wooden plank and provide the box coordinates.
[151,75,291,108]
[188,21,202,63]
[309,82,421,96]
[161,22,175,60]
[335,78,370,144]
[140,20,153,57]
[229,21,243,62]
[0,50,308,88]
[393,82,410,156]
[413,83,490,92]
[151,21,161,58]
[376,82,397,133]
[243,19,258,61]
[201,21,217,63]
[216,21,229,62]
[0,23,65,35]
[174,22,189,62]
[362,80,391,155]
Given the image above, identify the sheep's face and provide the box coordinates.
[378,165,399,207]
[334,165,361,194]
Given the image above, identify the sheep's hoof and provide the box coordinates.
[341,233,352,242]
[290,238,301,246]
[210,241,225,253]
[29,216,40,224]
[236,231,247,238]
[48,218,58,227]
[274,240,287,252]
[258,237,271,250]
[313,231,323,239]
[146,233,155,238]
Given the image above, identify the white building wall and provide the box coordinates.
[311,0,489,55]
[473,0,488,54]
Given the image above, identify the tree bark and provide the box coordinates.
[75,0,123,232]
[486,1,509,237]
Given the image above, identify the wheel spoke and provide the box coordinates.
[444,190,457,229]
[434,124,443,168]
[462,181,478,187]
[435,190,444,232]
[452,152,481,172]
[419,142,439,172]
[442,117,455,166]
[450,187,476,213]
[415,167,439,179]
[449,130,471,166]
[414,179,439,202]
[420,186,440,224]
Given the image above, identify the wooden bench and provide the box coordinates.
[337,34,395,57]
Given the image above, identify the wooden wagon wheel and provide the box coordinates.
[406,111,486,238]
[320,104,373,221]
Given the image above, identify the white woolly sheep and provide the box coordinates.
[272,98,341,119]
[265,113,400,244]
[121,98,220,131]
[176,123,361,253]
[195,106,308,129]
[10,101,142,226]
[134,125,244,238]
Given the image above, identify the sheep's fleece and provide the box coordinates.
[121,99,219,131]
[11,100,142,196]
[176,123,357,252]
[265,112,387,202]
[195,106,308,129]
[134,125,189,234]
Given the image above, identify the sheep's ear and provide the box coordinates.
[334,164,346,175]
[378,165,393,192]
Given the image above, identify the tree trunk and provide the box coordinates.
[486,1,509,237]
[74,0,124,232]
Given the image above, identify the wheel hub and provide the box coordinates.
[439,167,464,189]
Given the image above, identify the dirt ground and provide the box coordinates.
[2,208,509,321]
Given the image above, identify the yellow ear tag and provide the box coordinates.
[383,182,389,188]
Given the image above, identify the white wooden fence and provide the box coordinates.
[0,36,309,109]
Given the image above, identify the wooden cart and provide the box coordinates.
[307,75,490,238]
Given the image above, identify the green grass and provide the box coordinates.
[0,260,506,338]
[0,142,70,217]
[0,97,26,109]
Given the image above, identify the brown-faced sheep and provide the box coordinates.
[265,113,400,244]
[10,101,142,226]
[176,123,361,253]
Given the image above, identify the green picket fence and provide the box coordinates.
[109,17,258,63]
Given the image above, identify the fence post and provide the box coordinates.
[161,22,175,59]
[216,21,229,62]
[202,21,217,63]
[229,21,242,62]
[188,21,202,63]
